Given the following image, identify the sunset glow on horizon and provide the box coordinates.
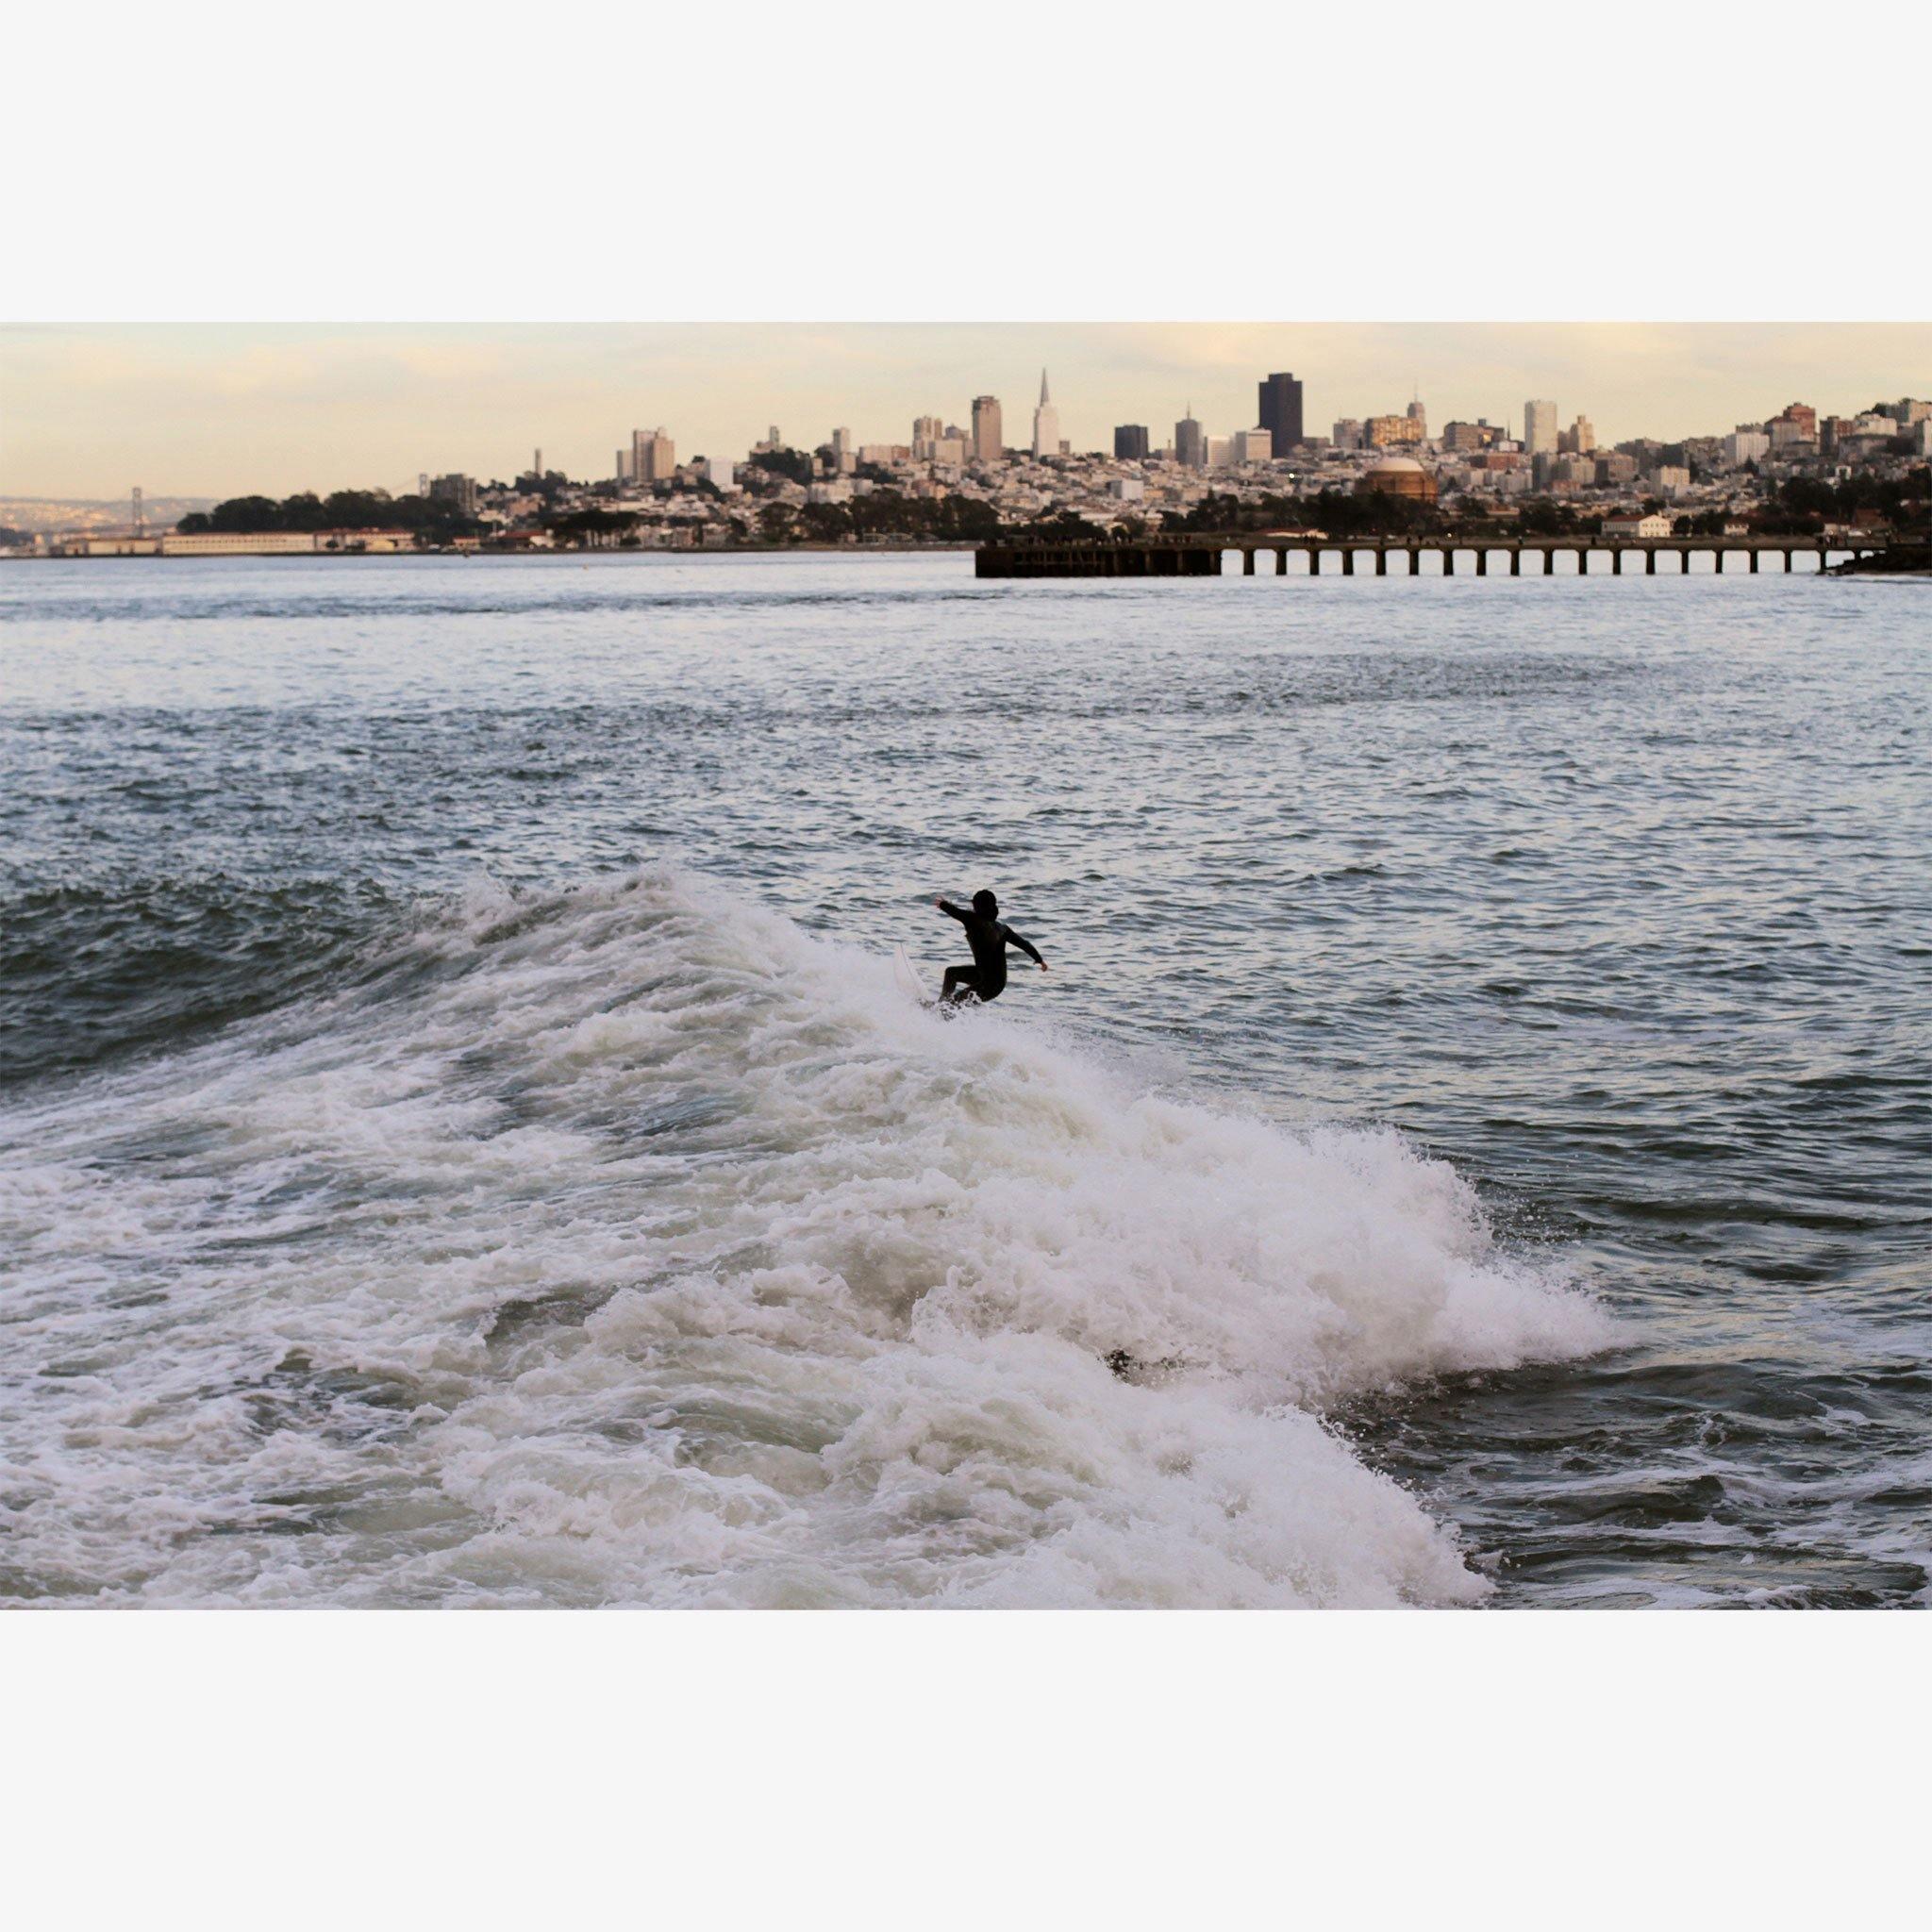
[5,321,1927,502]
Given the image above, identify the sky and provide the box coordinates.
[3,322,1927,503]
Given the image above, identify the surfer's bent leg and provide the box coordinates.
[941,966,981,1005]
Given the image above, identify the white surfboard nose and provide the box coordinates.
[892,945,927,1006]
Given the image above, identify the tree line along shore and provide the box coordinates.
[9,464,1927,561]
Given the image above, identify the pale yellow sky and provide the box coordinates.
[3,323,1926,501]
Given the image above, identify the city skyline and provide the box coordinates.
[3,321,1927,500]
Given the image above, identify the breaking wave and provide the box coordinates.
[0,866,1613,1607]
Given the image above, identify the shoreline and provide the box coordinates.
[8,541,1925,570]
[0,541,986,563]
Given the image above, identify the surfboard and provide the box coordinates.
[893,945,929,1007]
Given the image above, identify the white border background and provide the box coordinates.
[11,1613,1927,1924]
[8,1,1930,322]
[6,5,1928,1924]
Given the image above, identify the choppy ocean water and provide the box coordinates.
[1,551,1925,1607]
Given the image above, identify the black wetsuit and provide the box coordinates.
[938,899,1043,1004]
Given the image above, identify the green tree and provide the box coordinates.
[798,502,852,543]
[207,494,283,533]
[276,492,328,532]
[322,489,394,526]
[1013,509,1099,541]
[545,508,641,547]
[748,448,812,487]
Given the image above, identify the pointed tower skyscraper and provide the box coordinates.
[1031,367,1061,458]
[1174,400,1205,470]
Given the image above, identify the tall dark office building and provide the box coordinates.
[1113,424,1150,460]
[1174,406,1205,470]
[1257,372,1305,455]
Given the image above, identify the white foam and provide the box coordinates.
[0,865,1614,1607]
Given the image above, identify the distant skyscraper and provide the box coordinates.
[972,395,1004,463]
[429,473,478,515]
[1406,397,1427,441]
[1365,413,1424,448]
[534,448,542,476]
[1031,370,1060,459]
[1524,400,1558,456]
[913,416,960,461]
[1114,424,1150,460]
[1257,373,1304,455]
[1174,405,1205,469]
[1557,415,1596,456]
[615,449,629,482]
[632,426,675,482]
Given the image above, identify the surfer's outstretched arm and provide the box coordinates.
[1006,928,1046,970]
[935,897,971,923]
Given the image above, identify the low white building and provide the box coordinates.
[160,532,321,556]
[317,528,418,553]
[51,534,161,557]
[1601,514,1673,539]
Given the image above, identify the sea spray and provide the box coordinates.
[0,866,1613,1607]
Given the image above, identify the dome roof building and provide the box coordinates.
[1358,455,1438,502]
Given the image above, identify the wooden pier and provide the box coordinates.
[974,533,1903,579]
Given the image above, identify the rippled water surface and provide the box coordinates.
[2,553,1926,1607]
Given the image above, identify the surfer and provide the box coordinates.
[933,890,1047,1006]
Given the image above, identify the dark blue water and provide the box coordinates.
[2,552,1925,1607]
